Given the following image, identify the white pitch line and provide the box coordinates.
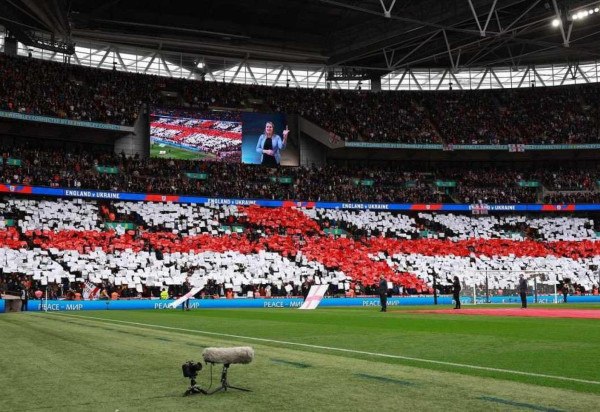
[48,312,600,386]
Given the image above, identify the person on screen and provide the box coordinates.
[255,121,289,166]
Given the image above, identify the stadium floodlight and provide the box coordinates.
[551,4,597,24]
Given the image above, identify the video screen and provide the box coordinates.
[242,113,298,167]
[150,110,242,162]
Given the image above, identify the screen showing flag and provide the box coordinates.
[150,109,242,162]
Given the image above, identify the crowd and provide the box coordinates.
[541,169,596,191]
[2,194,600,303]
[426,91,512,145]
[543,192,600,204]
[500,86,600,145]
[0,54,145,125]
[1,54,598,144]
[1,138,600,203]
[0,272,395,303]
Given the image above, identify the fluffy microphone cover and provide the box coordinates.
[202,346,254,365]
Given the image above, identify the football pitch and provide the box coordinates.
[2,305,600,411]
[150,143,215,161]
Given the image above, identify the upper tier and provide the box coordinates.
[1,54,598,145]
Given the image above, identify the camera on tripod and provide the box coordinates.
[182,361,202,379]
[180,347,254,397]
[182,361,205,396]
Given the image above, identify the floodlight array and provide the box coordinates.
[571,5,600,20]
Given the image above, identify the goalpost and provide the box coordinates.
[460,270,559,305]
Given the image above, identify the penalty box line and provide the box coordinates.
[47,312,600,386]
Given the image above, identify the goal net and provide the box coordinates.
[458,270,559,305]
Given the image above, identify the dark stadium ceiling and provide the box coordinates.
[3,0,600,74]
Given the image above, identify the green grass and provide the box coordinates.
[2,306,600,411]
[150,143,215,161]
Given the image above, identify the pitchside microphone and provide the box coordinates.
[202,347,254,365]
[201,347,254,394]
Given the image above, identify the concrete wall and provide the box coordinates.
[114,104,150,158]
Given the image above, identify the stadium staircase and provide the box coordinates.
[420,103,444,142]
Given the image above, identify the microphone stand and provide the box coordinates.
[206,363,251,394]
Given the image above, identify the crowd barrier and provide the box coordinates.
[2,296,449,312]
[465,296,600,305]
[0,184,597,212]
[3,295,600,312]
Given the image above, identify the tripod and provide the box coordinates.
[206,364,251,394]
[184,377,207,396]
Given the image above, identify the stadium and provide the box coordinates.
[1,0,600,410]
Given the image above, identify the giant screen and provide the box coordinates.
[151,110,298,166]
[241,112,298,167]
[150,110,242,162]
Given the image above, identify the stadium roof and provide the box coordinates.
[2,0,600,75]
